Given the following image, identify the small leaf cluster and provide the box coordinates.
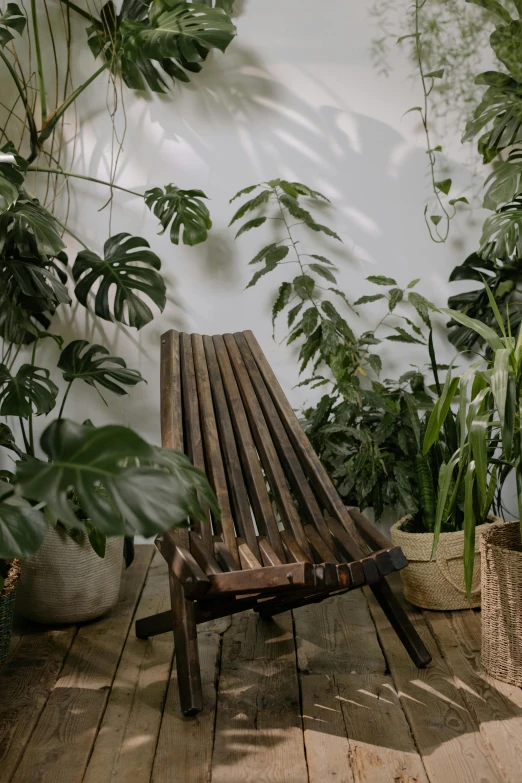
[231,179,438,520]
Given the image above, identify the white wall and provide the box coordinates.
[9,1,486,448]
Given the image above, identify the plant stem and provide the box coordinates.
[30,0,47,124]
[59,0,95,21]
[58,381,73,419]
[36,61,110,151]
[28,337,39,457]
[19,418,30,453]
[27,166,143,198]
[51,213,90,250]
[0,49,39,159]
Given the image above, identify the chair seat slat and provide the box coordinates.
[192,334,240,567]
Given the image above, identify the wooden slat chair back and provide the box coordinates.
[136,330,431,716]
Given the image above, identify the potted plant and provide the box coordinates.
[447,297,522,684]
[0,1,233,633]
[229,177,437,526]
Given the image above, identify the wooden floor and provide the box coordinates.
[1,546,522,783]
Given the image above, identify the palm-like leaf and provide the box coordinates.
[0,480,47,559]
[88,1,236,92]
[144,185,212,245]
[0,364,58,418]
[463,74,522,162]
[58,340,144,396]
[16,419,217,537]
[72,233,166,329]
[479,196,522,260]
[483,148,522,209]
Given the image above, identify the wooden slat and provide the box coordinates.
[280,529,311,564]
[234,331,340,557]
[11,546,154,783]
[257,536,283,566]
[211,609,308,783]
[205,561,314,596]
[425,608,522,783]
[213,537,239,572]
[304,523,338,563]
[212,334,285,561]
[191,333,239,567]
[83,551,172,783]
[189,531,222,576]
[180,332,213,550]
[237,537,263,570]
[222,332,311,558]
[202,335,261,561]
[366,577,504,783]
[156,534,210,600]
[295,591,430,783]
[160,331,189,552]
[242,330,364,555]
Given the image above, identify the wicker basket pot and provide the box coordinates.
[16,526,123,624]
[0,559,21,664]
[481,519,522,687]
[390,516,486,610]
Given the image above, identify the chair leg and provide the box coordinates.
[369,579,432,668]
[170,570,203,716]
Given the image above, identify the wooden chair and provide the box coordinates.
[136,330,431,716]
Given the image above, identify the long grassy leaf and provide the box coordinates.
[483,280,507,337]
[463,460,477,597]
[490,348,512,461]
[443,308,505,352]
[470,413,490,509]
[423,374,459,454]
[432,450,460,558]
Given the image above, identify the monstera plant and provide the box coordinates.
[0,0,236,566]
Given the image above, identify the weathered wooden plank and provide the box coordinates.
[152,616,230,783]
[180,332,213,550]
[213,334,285,562]
[366,579,504,783]
[0,624,76,781]
[211,610,308,783]
[425,608,522,783]
[294,591,429,783]
[11,546,153,783]
[192,333,239,566]
[83,551,172,783]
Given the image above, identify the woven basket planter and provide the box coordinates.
[0,559,21,664]
[390,516,486,610]
[16,526,123,624]
[481,519,522,687]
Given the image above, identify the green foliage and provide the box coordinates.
[13,419,218,544]
[72,233,167,329]
[144,185,212,245]
[87,0,236,92]
[0,1,232,561]
[231,178,438,520]
[0,364,58,418]
[57,340,144,397]
[424,290,519,593]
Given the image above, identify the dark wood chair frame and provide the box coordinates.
[136,330,432,716]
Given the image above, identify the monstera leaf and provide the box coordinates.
[0,480,47,559]
[479,196,522,260]
[0,364,58,418]
[0,194,65,256]
[483,148,522,209]
[0,3,26,47]
[0,422,23,458]
[87,1,236,92]
[463,74,522,162]
[72,233,166,329]
[0,144,24,211]
[16,419,217,537]
[145,185,212,245]
[58,340,144,396]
